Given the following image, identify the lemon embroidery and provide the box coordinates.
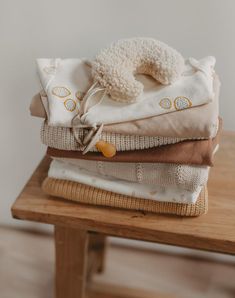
[174,96,192,110]
[52,86,71,98]
[43,66,56,75]
[159,97,172,109]
[75,90,85,101]
[64,99,76,112]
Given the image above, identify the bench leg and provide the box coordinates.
[94,234,107,273]
[55,226,89,298]
[87,234,107,280]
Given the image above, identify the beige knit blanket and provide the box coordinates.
[41,121,194,151]
[55,158,209,192]
[42,177,208,217]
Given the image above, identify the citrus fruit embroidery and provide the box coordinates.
[64,99,76,112]
[75,90,85,101]
[43,66,56,75]
[159,97,172,109]
[174,96,192,110]
[52,86,71,98]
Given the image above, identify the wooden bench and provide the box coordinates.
[11,132,235,298]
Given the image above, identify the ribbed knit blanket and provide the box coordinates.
[41,121,196,152]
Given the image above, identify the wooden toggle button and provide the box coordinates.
[95,141,116,158]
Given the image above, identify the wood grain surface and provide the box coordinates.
[55,226,88,298]
[3,227,235,298]
[11,132,235,254]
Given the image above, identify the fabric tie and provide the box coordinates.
[71,81,106,153]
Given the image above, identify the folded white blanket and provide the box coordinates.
[55,158,209,192]
[48,159,204,204]
[37,56,215,127]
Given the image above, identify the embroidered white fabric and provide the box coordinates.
[36,56,216,127]
[54,158,209,192]
[48,159,205,204]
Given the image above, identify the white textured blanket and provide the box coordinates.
[54,158,209,192]
[48,159,207,204]
[37,56,215,127]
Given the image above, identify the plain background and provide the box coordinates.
[0,0,235,227]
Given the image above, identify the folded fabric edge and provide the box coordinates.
[42,177,208,217]
[29,72,220,139]
[46,118,222,166]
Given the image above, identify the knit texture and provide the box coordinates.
[42,177,208,217]
[41,122,189,151]
[57,158,209,192]
[92,38,184,102]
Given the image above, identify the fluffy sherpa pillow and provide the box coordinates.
[91,38,185,103]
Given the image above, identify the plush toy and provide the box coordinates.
[92,38,184,103]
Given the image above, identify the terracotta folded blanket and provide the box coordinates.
[47,118,222,165]
[42,177,208,217]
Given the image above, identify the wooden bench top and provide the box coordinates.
[11,132,235,255]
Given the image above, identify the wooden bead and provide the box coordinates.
[95,141,116,158]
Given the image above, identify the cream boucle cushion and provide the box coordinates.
[92,38,185,103]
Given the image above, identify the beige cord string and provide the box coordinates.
[71,81,107,153]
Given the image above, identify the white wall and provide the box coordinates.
[1,0,235,226]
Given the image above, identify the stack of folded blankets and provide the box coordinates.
[30,38,222,216]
